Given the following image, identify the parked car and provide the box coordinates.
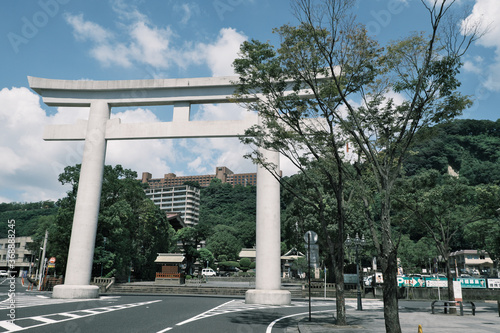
[0,270,8,277]
[201,268,217,277]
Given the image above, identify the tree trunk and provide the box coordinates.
[320,201,346,325]
[333,255,346,325]
[381,251,402,333]
[378,189,402,333]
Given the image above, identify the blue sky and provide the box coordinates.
[0,0,499,203]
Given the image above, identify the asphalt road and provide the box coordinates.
[0,278,337,332]
[0,278,496,332]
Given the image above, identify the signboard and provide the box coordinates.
[304,231,318,244]
[345,274,359,284]
[457,278,487,289]
[487,278,500,289]
[425,276,447,288]
[453,280,462,302]
[397,276,426,287]
[47,257,56,269]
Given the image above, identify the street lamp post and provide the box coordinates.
[345,233,366,311]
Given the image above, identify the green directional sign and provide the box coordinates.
[457,278,486,289]
[397,276,426,287]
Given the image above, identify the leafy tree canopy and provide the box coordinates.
[37,164,176,281]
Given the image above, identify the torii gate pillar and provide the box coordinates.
[29,76,291,304]
[51,100,110,298]
[246,148,291,304]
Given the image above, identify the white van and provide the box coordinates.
[201,268,217,276]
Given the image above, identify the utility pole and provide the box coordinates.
[38,230,48,291]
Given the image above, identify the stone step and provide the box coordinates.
[105,284,303,298]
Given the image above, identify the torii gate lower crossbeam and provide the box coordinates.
[29,76,292,305]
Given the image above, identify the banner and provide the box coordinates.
[457,278,487,289]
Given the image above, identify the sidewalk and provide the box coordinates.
[296,300,500,333]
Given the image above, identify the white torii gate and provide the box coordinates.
[28,75,293,305]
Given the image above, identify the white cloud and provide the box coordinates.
[0,87,80,202]
[90,43,133,68]
[196,28,247,76]
[64,12,175,70]
[0,88,181,203]
[193,103,247,121]
[64,13,114,44]
[463,56,484,74]
[463,0,500,91]
[64,8,247,76]
[128,21,175,69]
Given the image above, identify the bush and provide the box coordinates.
[218,261,240,269]
[185,275,192,280]
[239,258,252,272]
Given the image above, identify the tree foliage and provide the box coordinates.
[0,202,57,238]
[232,0,481,331]
[198,181,256,248]
[405,119,500,185]
[41,164,176,281]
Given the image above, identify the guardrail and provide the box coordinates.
[431,300,475,316]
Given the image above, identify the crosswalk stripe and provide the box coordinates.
[0,293,121,310]
[0,320,23,331]
[0,300,162,332]
[29,316,58,323]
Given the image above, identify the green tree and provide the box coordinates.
[176,227,203,275]
[47,164,175,281]
[397,235,437,275]
[464,185,500,274]
[198,181,256,248]
[232,0,481,330]
[395,170,488,302]
[198,248,215,269]
[206,225,242,261]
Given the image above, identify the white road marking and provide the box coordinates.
[0,294,120,309]
[266,299,384,332]
[0,299,162,332]
[0,320,24,331]
[266,309,334,333]
[174,299,236,326]
[155,298,347,332]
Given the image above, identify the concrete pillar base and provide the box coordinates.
[52,285,100,299]
[245,289,291,305]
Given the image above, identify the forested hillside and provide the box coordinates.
[198,179,256,252]
[0,201,57,238]
[404,119,500,185]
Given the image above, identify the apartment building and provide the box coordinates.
[145,185,200,227]
[449,249,494,276]
[0,236,35,276]
[141,166,257,189]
